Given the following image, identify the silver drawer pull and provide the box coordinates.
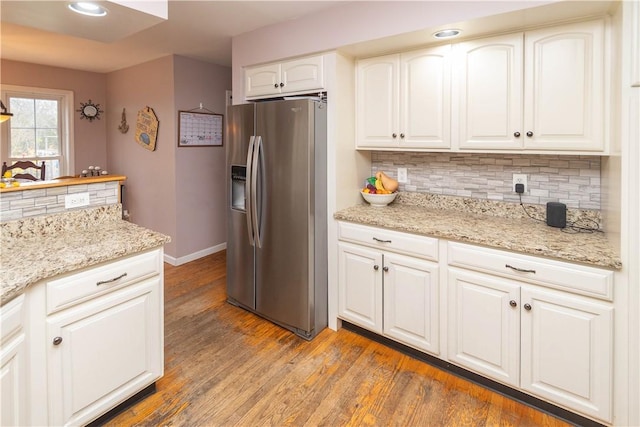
[505,264,536,274]
[96,272,128,286]
[373,237,392,243]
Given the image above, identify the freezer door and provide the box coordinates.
[255,100,317,333]
[226,103,256,309]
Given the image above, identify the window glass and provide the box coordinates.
[3,92,67,180]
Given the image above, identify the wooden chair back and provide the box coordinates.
[2,161,46,181]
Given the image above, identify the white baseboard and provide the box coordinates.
[163,243,226,266]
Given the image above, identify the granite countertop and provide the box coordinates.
[334,193,621,270]
[0,205,171,306]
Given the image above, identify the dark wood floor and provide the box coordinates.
[103,251,570,426]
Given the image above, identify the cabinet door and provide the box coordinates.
[1,295,27,427]
[454,33,524,149]
[1,334,27,427]
[520,286,612,423]
[400,45,451,149]
[523,20,605,151]
[245,63,281,98]
[46,278,163,426]
[338,242,383,333]
[447,268,520,387]
[281,56,324,94]
[356,54,399,148]
[383,253,440,355]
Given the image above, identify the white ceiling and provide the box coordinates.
[0,1,343,73]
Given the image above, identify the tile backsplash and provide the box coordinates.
[372,152,600,210]
[0,181,120,222]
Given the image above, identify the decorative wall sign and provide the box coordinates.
[178,110,223,147]
[77,99,103,121]
[135,106,159,151]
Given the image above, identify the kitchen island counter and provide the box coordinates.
[334,193,621,270]
[0,204,170,306]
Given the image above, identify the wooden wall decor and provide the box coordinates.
[135,106,159,151]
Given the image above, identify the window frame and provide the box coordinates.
[1,84,75,178]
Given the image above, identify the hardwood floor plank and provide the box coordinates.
[101,252,572,427]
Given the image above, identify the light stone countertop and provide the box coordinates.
[1,205,171,306]
[334,193,621,270]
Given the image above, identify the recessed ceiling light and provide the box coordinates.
[433,29,461,39]
[68,2,108,17]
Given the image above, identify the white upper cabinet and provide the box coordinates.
[356,54,399,148]
[356,45,451,150]
[357,18,609,154]
[523,20,605,151]
[453,33,524,150]
[632,0,640,87]
[245,55,324,99]
[454,19,605,153]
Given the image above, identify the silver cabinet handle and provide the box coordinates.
[96,272,127,286]
[509,300,517,307]
[524,303,532,311]
[373,265,379,271]
[53,336,63,345]
[373,237,392,243]
[505,264,536,274]
[383,266,389,272]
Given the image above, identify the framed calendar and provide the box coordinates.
[178,110,223,147]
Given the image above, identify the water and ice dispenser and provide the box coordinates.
[231,165,246,211]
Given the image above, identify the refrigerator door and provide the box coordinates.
[226,103,256,310]
[254,100,316,334]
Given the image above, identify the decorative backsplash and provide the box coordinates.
[372,152,601,210]
[0,181,120,222]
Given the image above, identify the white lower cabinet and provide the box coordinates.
[447,243,613,423]
[17,247,165,426]
[447,268,521,387]
[337,223,440,355]
[46,277,163,426]
[0,295,27,427]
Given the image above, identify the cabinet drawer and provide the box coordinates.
[447,242,613,300]
[1,294,25,342]
[46,249,162,314]
[338,222,438,261]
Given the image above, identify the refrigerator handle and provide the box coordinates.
[251,135,262,248]
[245,135,256,246]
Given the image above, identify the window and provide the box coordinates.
[1,85,74,179]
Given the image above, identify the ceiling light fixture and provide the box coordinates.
[433,29,462,39]
[68,2,108,17]
[0,101,13,123]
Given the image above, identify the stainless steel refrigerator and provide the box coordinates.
[226,99,327,340]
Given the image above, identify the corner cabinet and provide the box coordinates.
[26,248,165,427]
[446,242,613,424]
[356,45,451,150]
[337,222,440,355]
[245,55,324,100]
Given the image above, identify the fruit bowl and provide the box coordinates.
[361,191,398,207]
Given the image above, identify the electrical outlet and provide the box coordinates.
[397,168,408,183]
[512,174,527,193]
[65,192,90,209]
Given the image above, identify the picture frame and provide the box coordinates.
[178,110,223,147]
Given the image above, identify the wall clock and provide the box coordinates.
[77,99,103,121]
